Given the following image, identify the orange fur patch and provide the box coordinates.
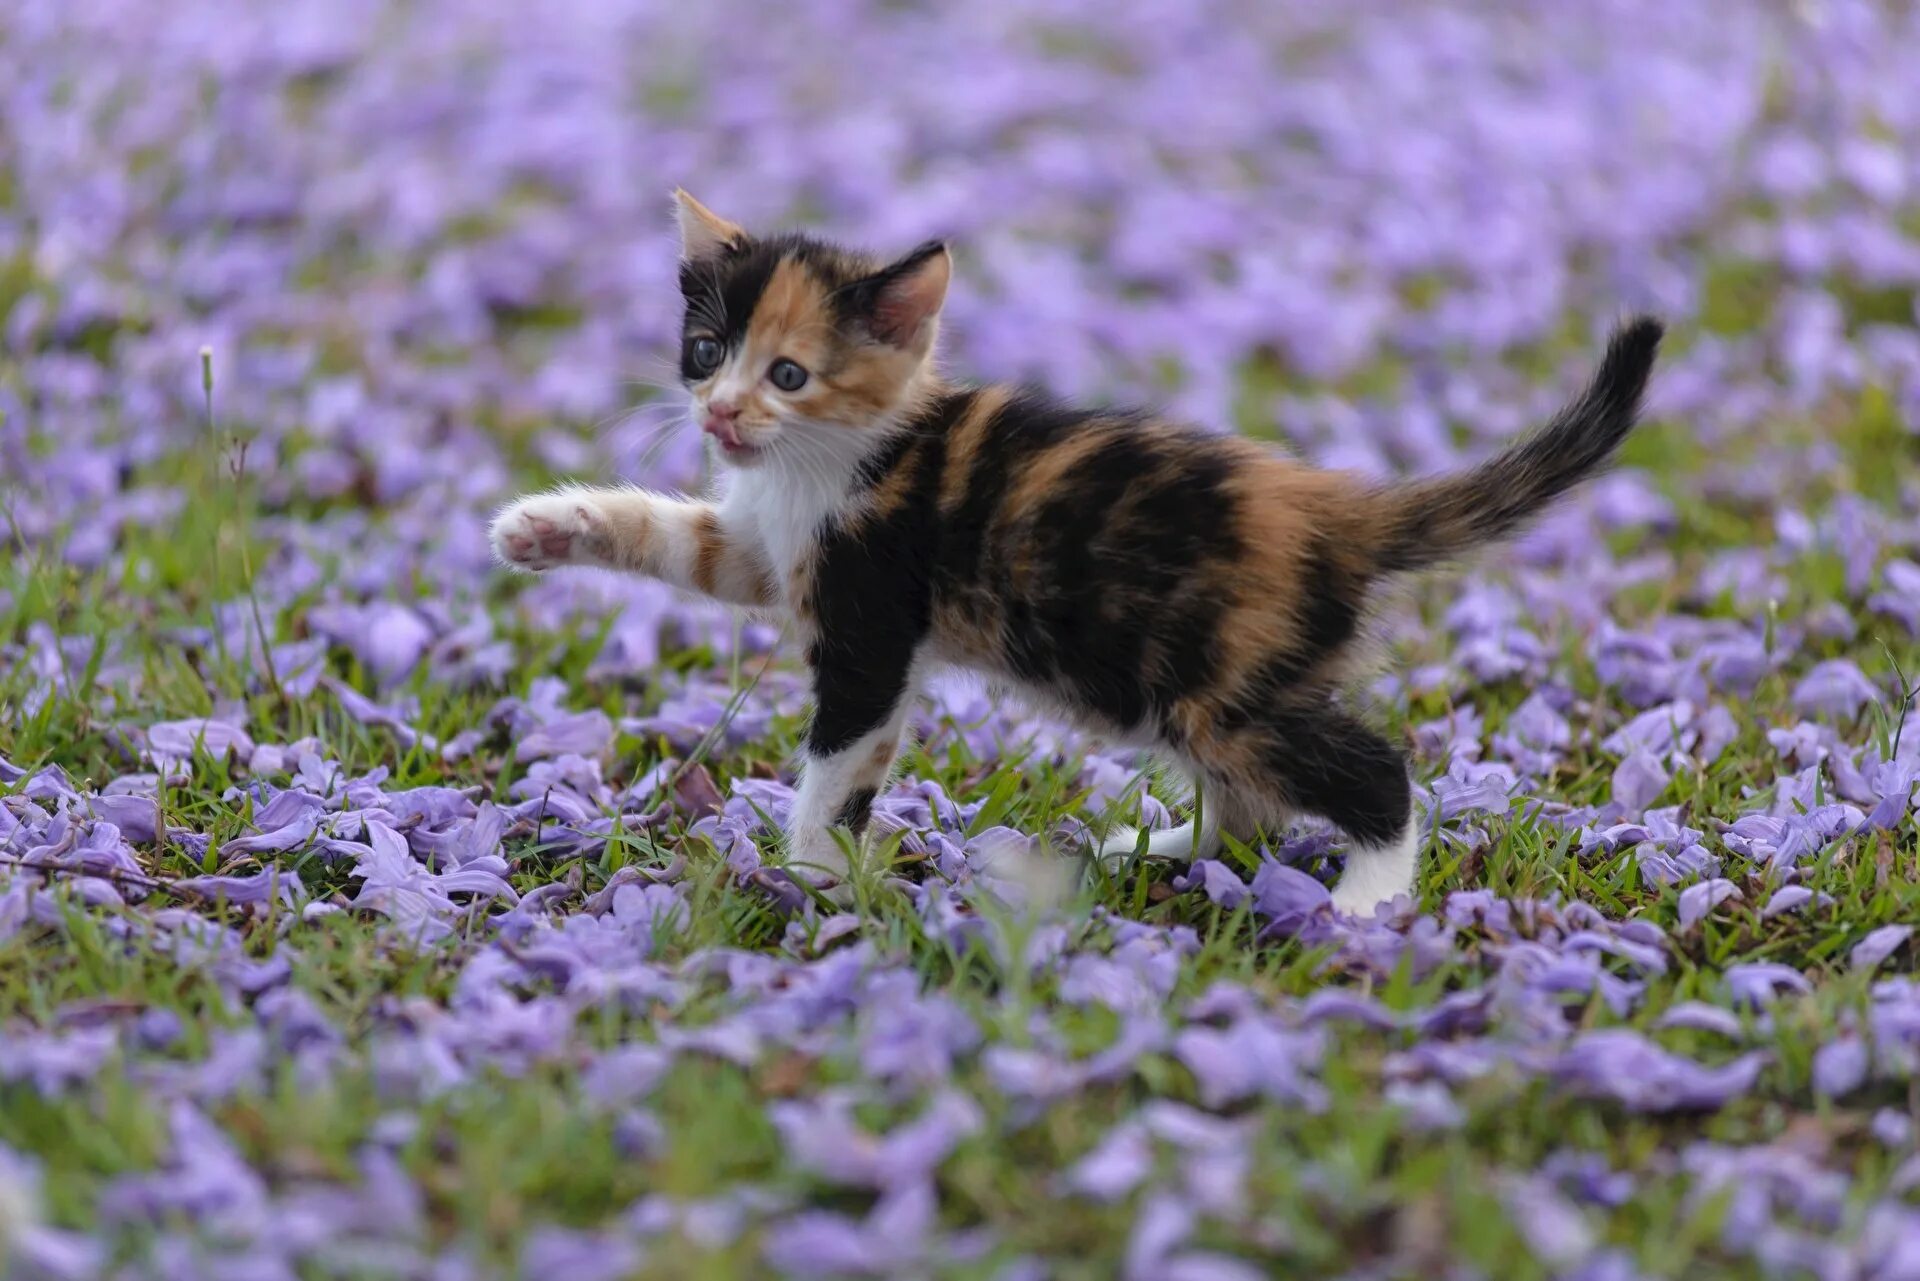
[936,386,1010,512]
[690,509,725,596]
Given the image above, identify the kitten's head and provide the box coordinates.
[672,190,949,467]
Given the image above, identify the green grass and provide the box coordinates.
[5,368,1920,1279]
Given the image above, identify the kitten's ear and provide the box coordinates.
[857,241,951,348]
[672,189,745,261]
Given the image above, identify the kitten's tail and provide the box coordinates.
[1365,316,1664,575]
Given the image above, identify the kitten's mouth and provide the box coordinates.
[703,417,767,462]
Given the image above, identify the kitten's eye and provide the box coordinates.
[768,358,809,392]
[688,337,723,375]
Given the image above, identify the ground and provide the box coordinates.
[4,2,1920,1278]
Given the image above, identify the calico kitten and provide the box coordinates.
[490,190,1663,914]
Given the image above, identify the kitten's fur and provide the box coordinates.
[491,191,1663,913]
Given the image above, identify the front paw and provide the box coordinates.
[489,492,609,571]
[786,825,854,885]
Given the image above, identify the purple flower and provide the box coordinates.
[88,793,160,844]
[323,678,437,752]
[1602,700,1695,758]
[1499,1172,1596,1268]
[1172,1016,1325,1110]
[578,1046,673,1109]
[1171,860,1249,909]
[518,1227,643,1281]
[515,710,615,761]
[1654,1002,1746,1039]
[173,868,307,910]
[1724,813,1817,871]
[1811,1036,1869,1098]
[1724,962,1814,1008]
[1492,694,1570,774]
[1246,861,1330,930]
[0,1146,105,1281]
[1676,878,1742,930]
[1120,1193,1265,1281]
[1551,1031,1766,1112]
[99,1103,270,1234]
[1852,924,1914,973]
[145,718,255,769]
[1428,758,1516,821]
[1382,1080,1464,1132]
[1761,885,1816,917]
[1059,944,1181,1013]
[763,1181,989,1278]
[1691,704,1742,765]
[771,1090,981,1190]
[1062,1123,1155,1202]
[1791,659,1881,720]
[857,984,979,1085]
[983,1017,1165,1106]
[1872,1108,1913,1149]
[1610,750,1670,814]
[307,601,436,686]
[0,1026,117,1094]
[342,819,516,945]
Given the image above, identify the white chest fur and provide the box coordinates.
[717,448,856,605]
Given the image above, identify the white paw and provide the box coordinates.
[1096,825,1145,862]
[1327,815,1421,918]
[813,878,856,910]
[1328,881,1396,918]
[1326,852,1414,918]
[1094,820,1199,865]
[785,826,854,885]
[489,492,608,572]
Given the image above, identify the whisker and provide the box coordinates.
[633,421,693,477]
[585,398,683,440]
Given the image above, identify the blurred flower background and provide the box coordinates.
[5,0,1920,1277]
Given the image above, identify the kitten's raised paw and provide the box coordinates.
[489,493,607,571]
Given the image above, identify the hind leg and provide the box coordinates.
[1249,701,1421,916]
[1325,811,1420,916]
[1097,817,1218,862]
[1095,772,1259,863]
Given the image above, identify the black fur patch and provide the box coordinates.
[678,243,778,361]
[1258,701,1410,847]
[805,433,947,756]
[677,234,879,380]
[944,405,1242,730]
[834,787,878,834]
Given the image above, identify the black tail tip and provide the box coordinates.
[1609,314,1665,367]
[1594,314,1664,400]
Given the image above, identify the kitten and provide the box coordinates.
[491,190,1662,914]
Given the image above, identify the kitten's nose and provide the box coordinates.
[702,401,742,446]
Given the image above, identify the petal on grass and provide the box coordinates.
[1677,878,1742,930]
[145,719,256,769]
[515,710,615,761]
[172,868,306,909]
[1811,1036,1869,1098]
[1551,1031,1766,1113]
[1852,924,1914,973]
[1610,750,1670,814]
